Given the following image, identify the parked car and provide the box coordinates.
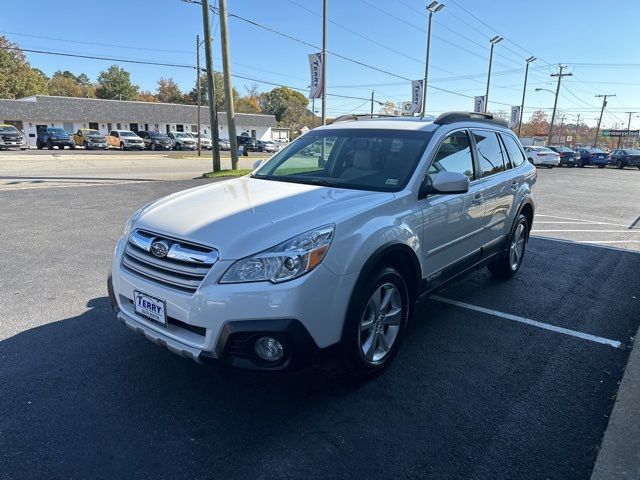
[168,131,197,150]
[37,127,75,150]
[547,146,580,167]
[523,146,560,168]
[108,111,536,379]
[608,149,640,169]
[236,135,259,152]
[576,148,609,168]
[0,124,27,150]
[137,131,173,151]
[258,140,279,153]
[73,129,108,150]
[107,130,145,151]
[219,138,231,150]
[187,132,212,150]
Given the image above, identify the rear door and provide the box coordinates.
[470,129,514,254]
[419,129,486,282]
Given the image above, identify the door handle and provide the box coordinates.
[471,193,484,206]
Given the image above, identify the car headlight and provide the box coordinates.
[220,225,335,284]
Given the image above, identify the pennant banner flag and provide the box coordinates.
[308,53,323,100]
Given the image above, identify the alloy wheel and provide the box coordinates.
[359,283,402,363]
[509,222,526,270]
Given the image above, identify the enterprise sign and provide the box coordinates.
[602,129,640,137]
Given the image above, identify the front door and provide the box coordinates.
[419,129,485,283]
[130,123,139,132]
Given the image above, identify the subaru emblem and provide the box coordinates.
[150,240,170,258]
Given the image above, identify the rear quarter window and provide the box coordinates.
[500,134,527,167]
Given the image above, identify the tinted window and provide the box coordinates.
[500,134,526,167]
[472,130,506,177]
[428,130,474,180]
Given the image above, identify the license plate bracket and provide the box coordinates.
[133,291,167,327]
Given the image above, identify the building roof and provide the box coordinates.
[0,95,277,127]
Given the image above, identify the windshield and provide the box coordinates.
[590,148,605,153]
[0,125,20,133]
[120,131,137,137]
[253,128,432,192]
[174,132,190,138]
[623,149,640,154]
[84,130,101,136]
[48,128,68,135]
[149,132,168,139]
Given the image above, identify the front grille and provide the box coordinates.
[122,229,218,293]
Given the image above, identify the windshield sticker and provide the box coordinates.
[385,178,399,185]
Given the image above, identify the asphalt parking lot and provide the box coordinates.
[0,166,639,479]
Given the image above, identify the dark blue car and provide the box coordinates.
[576,148,609,168]
[608,149,640,169]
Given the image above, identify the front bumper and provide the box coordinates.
[86,142,108,149]
[109,236,356,370]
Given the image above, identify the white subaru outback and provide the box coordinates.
[108,112,536,378]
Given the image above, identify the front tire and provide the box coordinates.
[488,214,529,279]
[340,266,410,379]
[120,142,125,151]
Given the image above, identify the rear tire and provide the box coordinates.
[488,214,529,280]
[339,266,410,380]
[47,141,54,150]
[598,165,605,168]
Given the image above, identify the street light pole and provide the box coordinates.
[484,35,503,113]
[547,65,572,146]
[621,111,637,149]
[422,1,444,116]
[517,56,536,137]
[196,34,201,157]
[593,94,615,148]
[218,0,239,169]
[370,90,374,118]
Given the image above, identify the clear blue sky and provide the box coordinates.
[2,0,640,127]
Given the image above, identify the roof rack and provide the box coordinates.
[331,113,399,123]
[433,111,509,127]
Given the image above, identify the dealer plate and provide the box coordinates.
[133,291,167,327]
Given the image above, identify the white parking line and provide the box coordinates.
[431,295,623,348]
[536,214,631,228]
[575,240,640,244]
[535,221,604,224]
[530,235,640,254]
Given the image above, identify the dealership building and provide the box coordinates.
[0,95,287,148]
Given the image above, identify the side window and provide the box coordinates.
[500,133,526,167]
[472,130,506,177]
[428,130,474,180]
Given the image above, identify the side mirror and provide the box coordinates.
[419,171,470,199]
[252,159,264,170]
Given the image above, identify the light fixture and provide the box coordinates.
[490,35,503,44]
[527,56,537,63]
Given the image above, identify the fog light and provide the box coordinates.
[254,336,284,362]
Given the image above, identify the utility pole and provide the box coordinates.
[218,0,239,169]
[484,35,503,113]
[321,0,328,125]
[574,113,581,146]
[422,2,444,116]
[196,35,201,157]
[518,56,536,137]
[200,0,220,172]
[557,114,566,146]
[620,111,637,148]
[370,90,374,118]
[547,65,572,146]
[593,94,615,148]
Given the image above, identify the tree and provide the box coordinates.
[520,110,549,138]
[235,96,260,113]
[0,36,49,98]
[137,91,158,102]
[188,72,238,111]
[156,77,186,104]
[48,70,95,98]
[95,65,139,100]
[261,87,309,131]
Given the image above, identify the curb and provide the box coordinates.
[591,324,640,480]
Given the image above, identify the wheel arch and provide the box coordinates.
[516,198,535,237]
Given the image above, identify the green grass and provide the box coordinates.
[202,169,252,178]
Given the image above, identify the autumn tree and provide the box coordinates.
[260,87,309,131]
[95,65,139,100]
[156,77,187,104]
[0,36,49,98]
[137,91,158,102]
[520,110,549,137]
[48,70,96,98]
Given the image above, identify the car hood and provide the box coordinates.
[136,176,393,259]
